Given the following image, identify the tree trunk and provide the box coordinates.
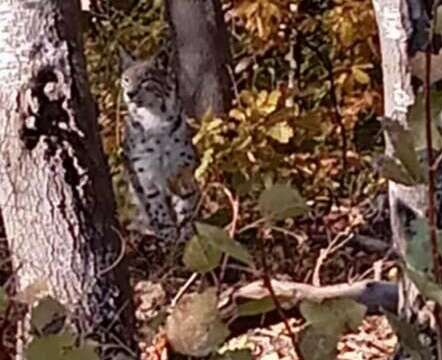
[165,0,232,118]
[0,1,137,359]
[372,0,442,358]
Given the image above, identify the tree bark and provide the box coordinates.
[0,1,137,359]
[371,0,442,357]
[165,0,232,118]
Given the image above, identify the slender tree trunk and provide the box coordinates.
[165,0,232,118]
[0,1,137,359]
[372,0,442,358]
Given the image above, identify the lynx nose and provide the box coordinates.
[127,90,136,99]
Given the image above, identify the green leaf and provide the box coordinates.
[403,218,433,272]
[230,172,254,196]
[299,326,339,360]
[26,333,98,360]
[211,350,253,360]
[166,288,230,357]
[237,297,276,317]
[258,183,309,221]
[385,311,433,360]
[0,287,7,314]
[196,223,254,266]
[63,343,99,360]
[31,297,66,335]
[408,90,442,150]
[376,155,417,186]
[406,268,442,306]
[268,122,294,144]
[436,6,442,35]
[26,333,74,360]
[382,118,426,183]
[183,235,222,273]
[300,298,366,334]
[400,216,442,273]
[299,299,366,360]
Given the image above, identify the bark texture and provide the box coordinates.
[0,1,136,359]
[165,0,232,118]
[372,0,441,357]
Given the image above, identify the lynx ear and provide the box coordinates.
[119,46,135,70]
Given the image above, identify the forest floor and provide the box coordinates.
[128,186,398,359]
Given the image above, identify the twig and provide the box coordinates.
[258,231,303,359]
[297,32,348,184]
[237,218,267,234]
[97,225,126,276]
[219,185,240,283]
[201,182,241,283]
[312,231,353,286]
[171,273,199,308]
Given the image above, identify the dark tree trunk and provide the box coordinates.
[0,1,137,359]
[165,0,232,118]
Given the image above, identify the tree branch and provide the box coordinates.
[222,279,398,339]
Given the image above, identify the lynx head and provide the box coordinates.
[119,46,176,118]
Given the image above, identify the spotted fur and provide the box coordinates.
[120,47,199,244]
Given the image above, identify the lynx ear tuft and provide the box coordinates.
[119,46,136,70]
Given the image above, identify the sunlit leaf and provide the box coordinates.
[268,122,294,144]
[352,67,370,84]
[16,280,49,305]
[166,288,229,357]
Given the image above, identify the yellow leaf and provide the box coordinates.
[256,90,269,107]
[267,90,281,108]
[268,122,294,144]
[239,90,256,106]
[352,67,370,85]
[229,108,247,122]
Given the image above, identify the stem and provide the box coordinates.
[425,44,442,358]
[298,33,347,186]
[258,230,303,359]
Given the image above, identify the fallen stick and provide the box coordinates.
[232,279,398,314]
[222,279,398,338]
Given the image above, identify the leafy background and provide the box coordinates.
[0,0,399,359]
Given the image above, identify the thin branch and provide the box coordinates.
[297,32,348,183]
[425,30,442,357]
[222,278,398,340]
[231,278,398,315]
[258,232,303,359]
